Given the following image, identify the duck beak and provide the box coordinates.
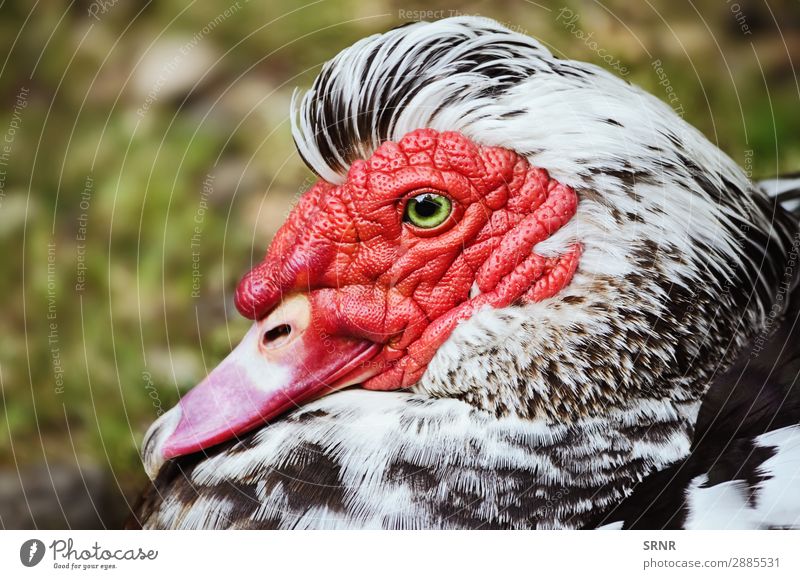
[142,294,380,479]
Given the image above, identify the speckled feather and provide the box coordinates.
[134,389,697,529]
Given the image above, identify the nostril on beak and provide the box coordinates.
[257,294,311,352]
[262,324,293,349]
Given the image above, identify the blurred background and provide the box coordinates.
[0,0,798,529]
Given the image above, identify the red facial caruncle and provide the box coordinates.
[143,128,580,472]
[236,128,580,385]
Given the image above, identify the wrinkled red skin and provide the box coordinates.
[235,129,580,390]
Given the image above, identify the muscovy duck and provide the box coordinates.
[131,16,800,530]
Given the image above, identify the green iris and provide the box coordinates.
[403,193,452,229]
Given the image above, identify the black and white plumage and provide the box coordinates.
[131,16,800,530]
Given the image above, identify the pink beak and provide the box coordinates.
[142,294,380,479]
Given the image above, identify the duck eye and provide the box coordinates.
[403,193,452,229]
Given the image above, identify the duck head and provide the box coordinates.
[143,16,790,479]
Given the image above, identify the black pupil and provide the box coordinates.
[263,324,291,345]
[416,197,439,217]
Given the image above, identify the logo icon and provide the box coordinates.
[20,539,46,567]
